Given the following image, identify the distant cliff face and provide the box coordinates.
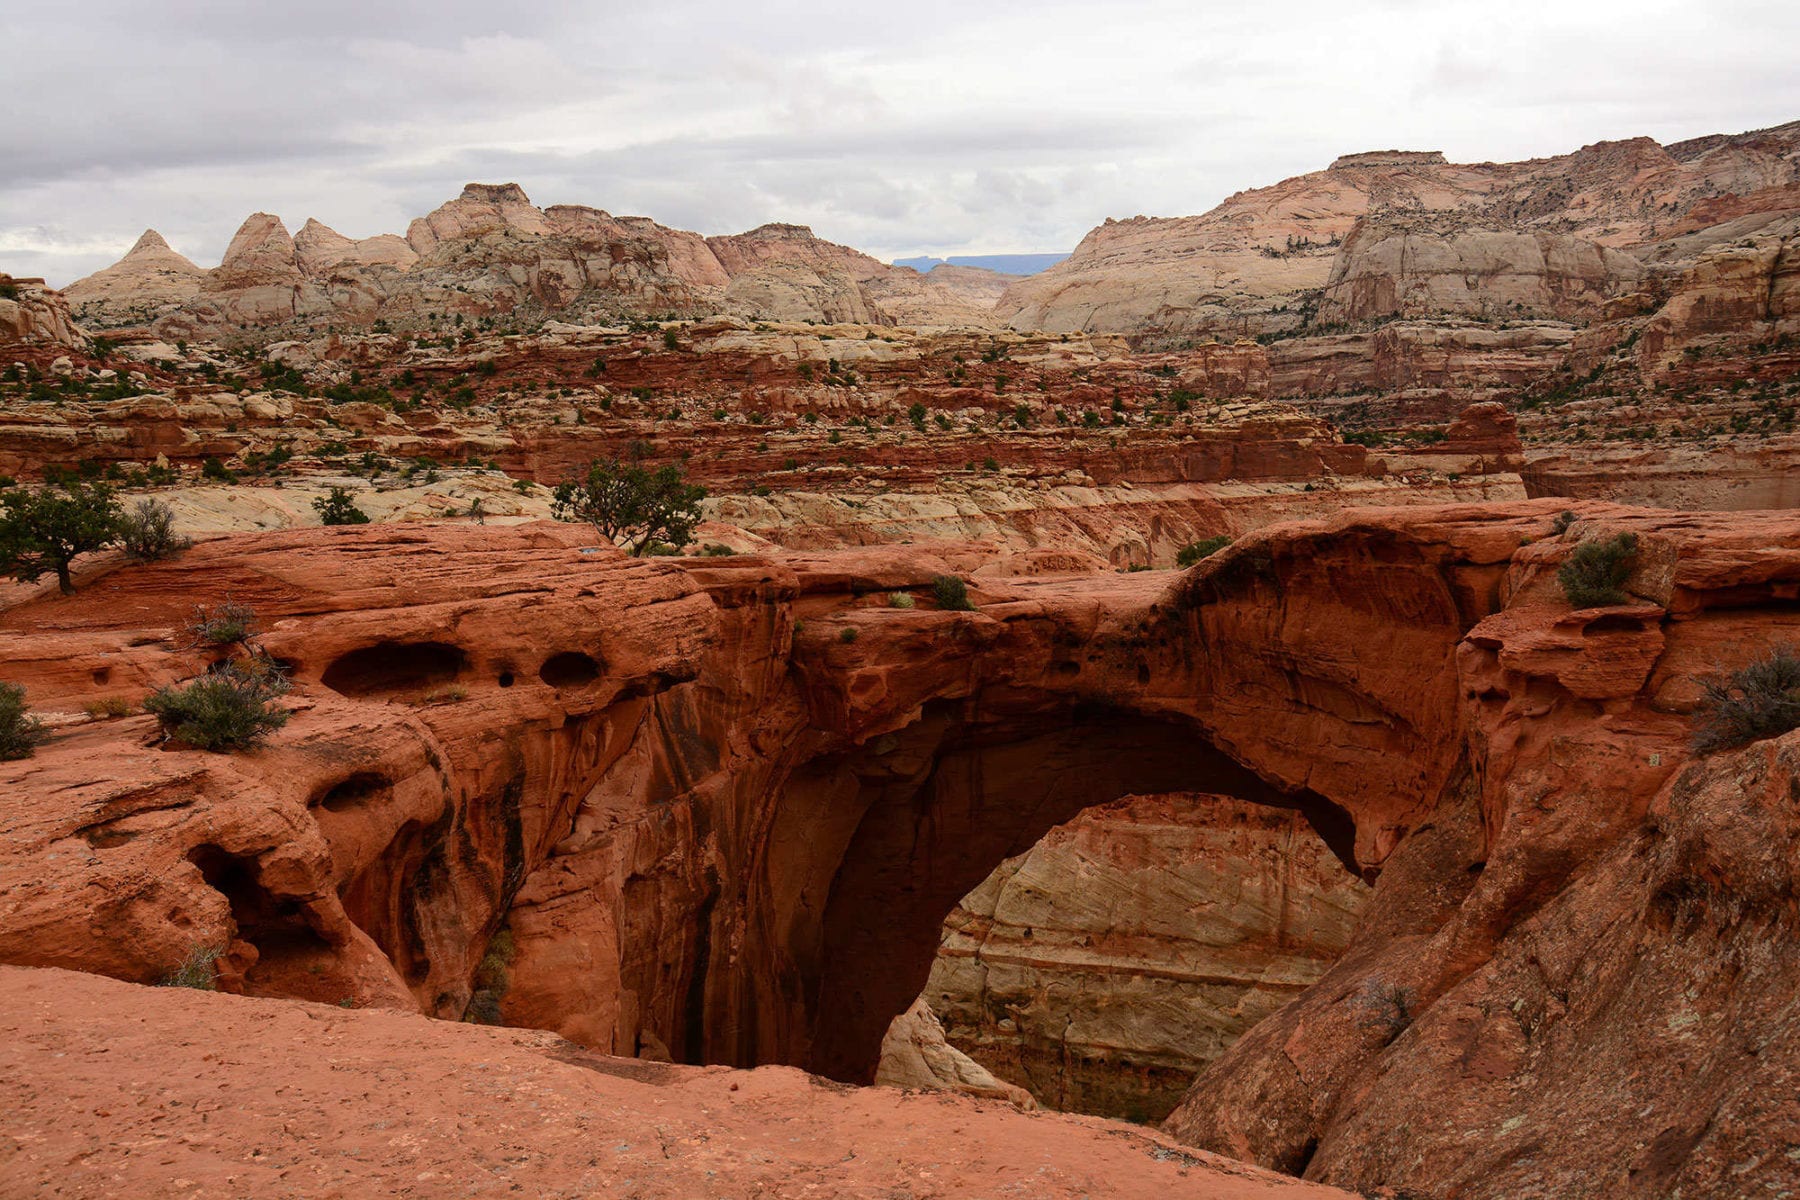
[996,121,1800,342]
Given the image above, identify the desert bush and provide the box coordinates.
[161,945,221,990]
[888,591,915,609]
[1551,510,1577,535]
[1,682,50,760]
[186,601,259,646]
[1694,646,1800,753]
[464,927,515,1024]
[1176,535,1232,568]
[1355,979,1414,1045]
[117,498,189,562]
[932,575,974,611]
[839,626,859,643]
[313,486,371,526]
[144,661,291,751]
[1557,532,1637,608]
[83,696,135,719]
[702,543,737,557]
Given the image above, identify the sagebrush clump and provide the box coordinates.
[161,945,221,990]
[1693,646,1800,753]
[118,498,189,562]
[0,681,50,760]
[187,600,260,646]
[1558,532,1638,607]
[144,660,291,751]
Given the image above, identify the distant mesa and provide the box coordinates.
[1328,150,1449,170]
[893,253,1069,276]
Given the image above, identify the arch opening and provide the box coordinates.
[733,704,1362,1088]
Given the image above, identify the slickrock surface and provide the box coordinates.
[0,966,1344,1200]
[904,794,1370,1122]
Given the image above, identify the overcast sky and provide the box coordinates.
[3,0,1796,286]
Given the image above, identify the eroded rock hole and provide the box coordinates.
[311,772,392,813]
[321,641,468,699]
[539,650,602,689]
[186,844,334,997]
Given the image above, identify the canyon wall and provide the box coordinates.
[3,500,1799,1196]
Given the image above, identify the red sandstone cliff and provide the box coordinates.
[2,500,1798,1196]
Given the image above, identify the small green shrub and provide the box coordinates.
[1694,646,1800,753]
[144,661,291,752]
[464,926,515,1024]
[1551,510,1577,535]
[118,498,189,562]
[0,682,50,760]
[160,945,221,990]
[1557,532,1638,607]
[702,544,737,556]
[313,486,371,526]
[839,626,859,644]
[1176,535,1232,568]
[888,591,915,609]
[932,575,974,612]
[187,601,259,646]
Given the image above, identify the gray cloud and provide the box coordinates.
[2,0,1795,285]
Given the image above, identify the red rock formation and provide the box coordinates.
[2,496,1797,1197]
[0,966,1343,1200]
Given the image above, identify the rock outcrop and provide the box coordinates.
[0,966,1340,1200]
[874,998,1038,1108]
[901,793,1370,1122]
[61,230,205,328]
[0,274,89,349]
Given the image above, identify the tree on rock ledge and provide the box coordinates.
[0,481,122,594]
[552,458,706,556]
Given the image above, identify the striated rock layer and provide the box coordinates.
[3,502,1800,1197]
[901,793,1370,1122]
[0,966,1339,1200]
[1000,121,1800,342]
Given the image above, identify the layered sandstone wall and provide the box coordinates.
[899,793,1370,1122]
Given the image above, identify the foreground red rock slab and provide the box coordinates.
[0,966,1346,1200]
